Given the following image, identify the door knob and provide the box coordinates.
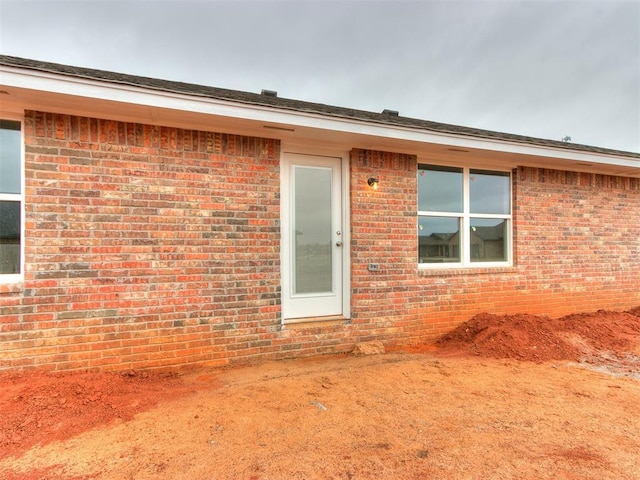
[336,241,343,247]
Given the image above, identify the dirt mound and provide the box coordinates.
[0,370,193,461]
[438,308,640,363]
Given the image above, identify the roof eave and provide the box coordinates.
[1,62,639,175]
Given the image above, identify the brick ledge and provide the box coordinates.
[418,266,518,277]
[282,316,349,330]
[0,282,24,295]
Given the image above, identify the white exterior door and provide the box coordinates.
[282,153,344,322]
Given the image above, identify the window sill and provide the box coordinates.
[0,281,24,294]
[418,265,517,277]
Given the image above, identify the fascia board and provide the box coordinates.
[2,66,639,171]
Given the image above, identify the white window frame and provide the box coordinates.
[418,164,512,269]
[0,117,25,283]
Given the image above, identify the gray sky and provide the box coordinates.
[1,0,638,153]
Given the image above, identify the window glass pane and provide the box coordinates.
[418,216,460,263]
[470,218,507,262]
[418,165,463,213]
[469,170,510,214]
[0,120,21,194]
[0,201,21,274]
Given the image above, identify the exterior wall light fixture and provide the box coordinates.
[367,177,379,190]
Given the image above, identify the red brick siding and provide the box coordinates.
[0,112,359,371]
[349,149,421,343]
[2,119,639,372]
[511,167,640,313]
[350,149,640,347]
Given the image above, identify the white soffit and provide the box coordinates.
[1,66,639,174]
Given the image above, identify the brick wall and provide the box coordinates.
[349,149,421,342]
[0,112,360,371]
[1,118,638,372]
[349,149,640,347]
[511,167,640,312]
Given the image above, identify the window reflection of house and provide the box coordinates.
[0,203,20,274]
[419,222,505,263]
[419,233,460,262]
[470,223,505,261]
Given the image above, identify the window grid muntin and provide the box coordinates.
[418,164,512,268]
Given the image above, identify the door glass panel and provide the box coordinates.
[293,166,332,294]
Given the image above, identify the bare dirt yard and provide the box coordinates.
[2,308,640,480]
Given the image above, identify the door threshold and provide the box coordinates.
[282,315,349,329]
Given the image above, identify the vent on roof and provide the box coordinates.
[382,109,399,116]
[261,89,278,97]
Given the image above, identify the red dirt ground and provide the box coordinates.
[1,307,639,479]
[0,370,195,463]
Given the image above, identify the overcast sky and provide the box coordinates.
[1,0,638,153]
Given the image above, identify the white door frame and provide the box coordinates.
[280,148,350,324]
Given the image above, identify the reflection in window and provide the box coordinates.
[0,201,20,274]
[470,218,507,262]
[418,166,463,213]
[470,170,510,214]
[0,121,21,194]
[418,216,460,263]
